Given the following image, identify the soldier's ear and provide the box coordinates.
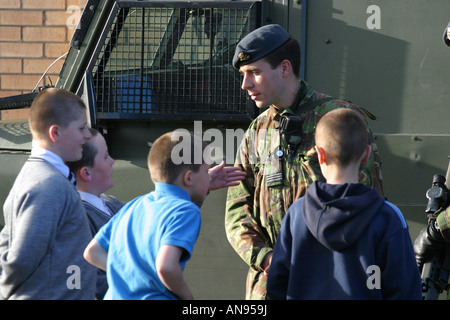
[280,59,291,78]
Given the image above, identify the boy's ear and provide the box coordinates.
[48,125,59,142]
[315,146,327,165]
[182,169,194,187]
[79,167,92,182]
[361,145,372,165]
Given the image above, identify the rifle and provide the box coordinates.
[421,158,450,300]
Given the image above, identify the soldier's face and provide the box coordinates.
[239,59,285,109]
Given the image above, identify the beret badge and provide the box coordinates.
[232,24,291,69]
[238,51,250,62]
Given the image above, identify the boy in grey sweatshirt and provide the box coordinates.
[0,88,96,299]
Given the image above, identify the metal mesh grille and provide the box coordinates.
[91,3,256,120]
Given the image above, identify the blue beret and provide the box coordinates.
[232,24,291,69]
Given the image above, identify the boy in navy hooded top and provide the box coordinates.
[267,108,421,300]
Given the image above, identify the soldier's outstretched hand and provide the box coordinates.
[208,161,246,191]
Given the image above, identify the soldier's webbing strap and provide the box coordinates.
[358,106,377,120]
[280,96,334,157]
[295,96,334,115]
[305,95,378,121]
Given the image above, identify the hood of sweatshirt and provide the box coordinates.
[302,181,384,251]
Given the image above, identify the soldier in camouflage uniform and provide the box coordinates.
[225,24,383,300]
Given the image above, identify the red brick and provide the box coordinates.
[22,0,65,10]
[45,10,73,26]
[0,43,43,58]
[67,0,87,7]
[45,43,70,58]
[1,109,31,121]
[0,10,42,26]
[0,26,21,41]
[1,74,40,90]
[67,26,77,42]
[0,58,22,73]
[0,0,20,9]
[23,58,64,74]
[23,26,66,42]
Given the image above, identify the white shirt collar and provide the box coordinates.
[78,191,112,216]
[31,141,70,178]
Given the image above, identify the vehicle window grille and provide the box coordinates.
[91,2,259,121]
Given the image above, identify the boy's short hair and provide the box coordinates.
[67,128,100,173]
[148,131,208,184]
[29,88,87,139]
[315,108,369,166]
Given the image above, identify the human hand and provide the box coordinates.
[208,160,246,191]
[262,253,273,277]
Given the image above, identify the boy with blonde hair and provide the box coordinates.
[84,131,212,299]
[72,128,244,299]
[0,88,96,299]
[267,108,421,299]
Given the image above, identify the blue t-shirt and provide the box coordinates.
[95,182,201,300]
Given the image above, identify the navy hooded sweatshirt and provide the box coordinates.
[267,181,422,300]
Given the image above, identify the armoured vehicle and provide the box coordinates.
[0,0,449,299]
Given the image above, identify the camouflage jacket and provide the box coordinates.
[436,207,450,241]
[225,80,383,300]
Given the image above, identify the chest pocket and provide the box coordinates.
[256,128,283,188]
[252,129,285,244]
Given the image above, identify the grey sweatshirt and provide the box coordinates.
[0,158,96,299]
[82,193,124,299]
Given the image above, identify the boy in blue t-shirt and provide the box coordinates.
[84,131,212,300]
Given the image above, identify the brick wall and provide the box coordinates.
[0,0,87,99]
